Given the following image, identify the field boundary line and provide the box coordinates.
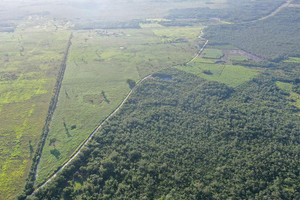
[20,33,73,199]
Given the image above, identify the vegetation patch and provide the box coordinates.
[194,58,217,64]
[202,48,224,59]
[152,26,202,43]
[176,62,259,87]
[284,57,300,63]
[229,55,248,62]
[139,23,163,28]
[37,26,202,185]
[276,81,300,110]
[0,22,69,200]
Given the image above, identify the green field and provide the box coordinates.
[194,58,217,64]
[37,26,203,184]
[176,58,260,87]
[152,26,203,43]
[0,21,69,199]
[139,23,163,28]
[229,55,248,62]
[284,57,300,63]
[276,81,300,111]
[202,48,224,59]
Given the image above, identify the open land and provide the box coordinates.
[176,57,261,88]
[0,19,70,200]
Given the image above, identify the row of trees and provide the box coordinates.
[17,33,73,200]
[28,68,299,199]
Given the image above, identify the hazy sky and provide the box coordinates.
[0,0,222,23]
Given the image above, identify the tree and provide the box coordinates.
[127,79,136,89]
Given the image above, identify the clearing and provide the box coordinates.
[176,58,260,87]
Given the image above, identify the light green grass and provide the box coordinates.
[283,57,300,63]
[176,62,260,87]
[37,26,203,184]
[229,55,248,62]
[0,22,70,200]
[276,81,300,111]
[140,23,163,28]
[152,26,203,43]
[194,58,217,64]
[276,81,294,91]
[202,48,224,59]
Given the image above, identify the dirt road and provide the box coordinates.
[30,75,151,196]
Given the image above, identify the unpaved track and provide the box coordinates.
[187,40,209,64]
[30,75,151,196]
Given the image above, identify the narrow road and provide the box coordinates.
[187,40,209,64]
[31,75,151,195]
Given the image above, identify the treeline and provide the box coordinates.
[204,7,300,60]
[17,33,73,200]
[73,20,141,30]
[167,0,286,23]
[28,68,299,200]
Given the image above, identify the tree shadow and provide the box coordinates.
[63,119,71,137]
[29,140,34,158]
[101,90,110,103]
[50,148,61,159]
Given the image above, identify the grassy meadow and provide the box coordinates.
[0,20,70,200]
[176,57,260,87]
[276,81,300,112]
[229,55,249,62]
[37,26,204,184]
[202,48,224,59]
[283,57,300,63]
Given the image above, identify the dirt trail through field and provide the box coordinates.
[187,40,208,64]
[28,74,151,197]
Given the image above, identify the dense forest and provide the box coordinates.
[167,0,286,23]
[204,7,300,60]
[26,67,300,200]
[166,0,300,60]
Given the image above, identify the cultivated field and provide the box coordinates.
[0,20,69,199]
[37,26,204,184]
